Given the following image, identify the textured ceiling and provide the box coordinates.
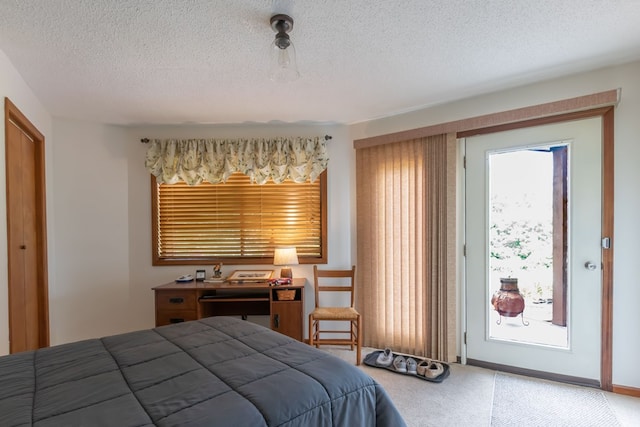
[1,0,640,126]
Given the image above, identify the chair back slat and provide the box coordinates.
[317,286,352,292]
[315,270,354,278]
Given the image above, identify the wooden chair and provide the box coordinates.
[308,265,362,365]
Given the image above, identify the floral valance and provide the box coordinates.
[144,137,328,185]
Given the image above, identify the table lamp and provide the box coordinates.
[273,247,299,279]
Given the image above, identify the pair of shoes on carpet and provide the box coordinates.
[392,355,418,374]
[416,359,444,378]
[376,349,418,374]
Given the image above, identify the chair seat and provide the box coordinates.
[310,307,359,320]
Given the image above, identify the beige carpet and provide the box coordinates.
[322,346,640,427]
[491,372,619,426]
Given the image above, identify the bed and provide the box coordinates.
[0,316,406,426]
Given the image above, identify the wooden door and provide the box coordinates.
[5,98,49,353]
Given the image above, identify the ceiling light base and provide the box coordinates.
[270,14,293,33]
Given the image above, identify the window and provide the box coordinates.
[151,171,327,265]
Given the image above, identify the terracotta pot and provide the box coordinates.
[491,277,525,317]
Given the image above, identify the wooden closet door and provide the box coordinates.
[5,98,49,353]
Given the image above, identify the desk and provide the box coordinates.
[152,278,305,341]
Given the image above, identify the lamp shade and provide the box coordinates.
[269,38,300,83]
[273,247,299,266]
[273,247,299,279]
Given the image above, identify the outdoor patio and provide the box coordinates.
[490,299,568,348]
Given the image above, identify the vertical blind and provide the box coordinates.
[153,172,326,265]
[355,134,457,362]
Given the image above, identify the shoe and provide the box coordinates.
[406,357,417,374]
[423,361,444,379]
[416,359,431,376]
[375,348,394,367]
[392,355,407,373]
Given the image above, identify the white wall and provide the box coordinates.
[50,119,133,343]
[0,49,53,355]
[351,60,640,389]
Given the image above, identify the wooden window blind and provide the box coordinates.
[151,171,327,265]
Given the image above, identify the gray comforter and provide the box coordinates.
[0,316,406,426]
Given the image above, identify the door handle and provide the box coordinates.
[584,262,598,271]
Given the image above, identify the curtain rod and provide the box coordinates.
[140,135,332,143]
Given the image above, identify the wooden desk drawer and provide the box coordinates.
[156,310,198,327]
[155,290,197,310]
